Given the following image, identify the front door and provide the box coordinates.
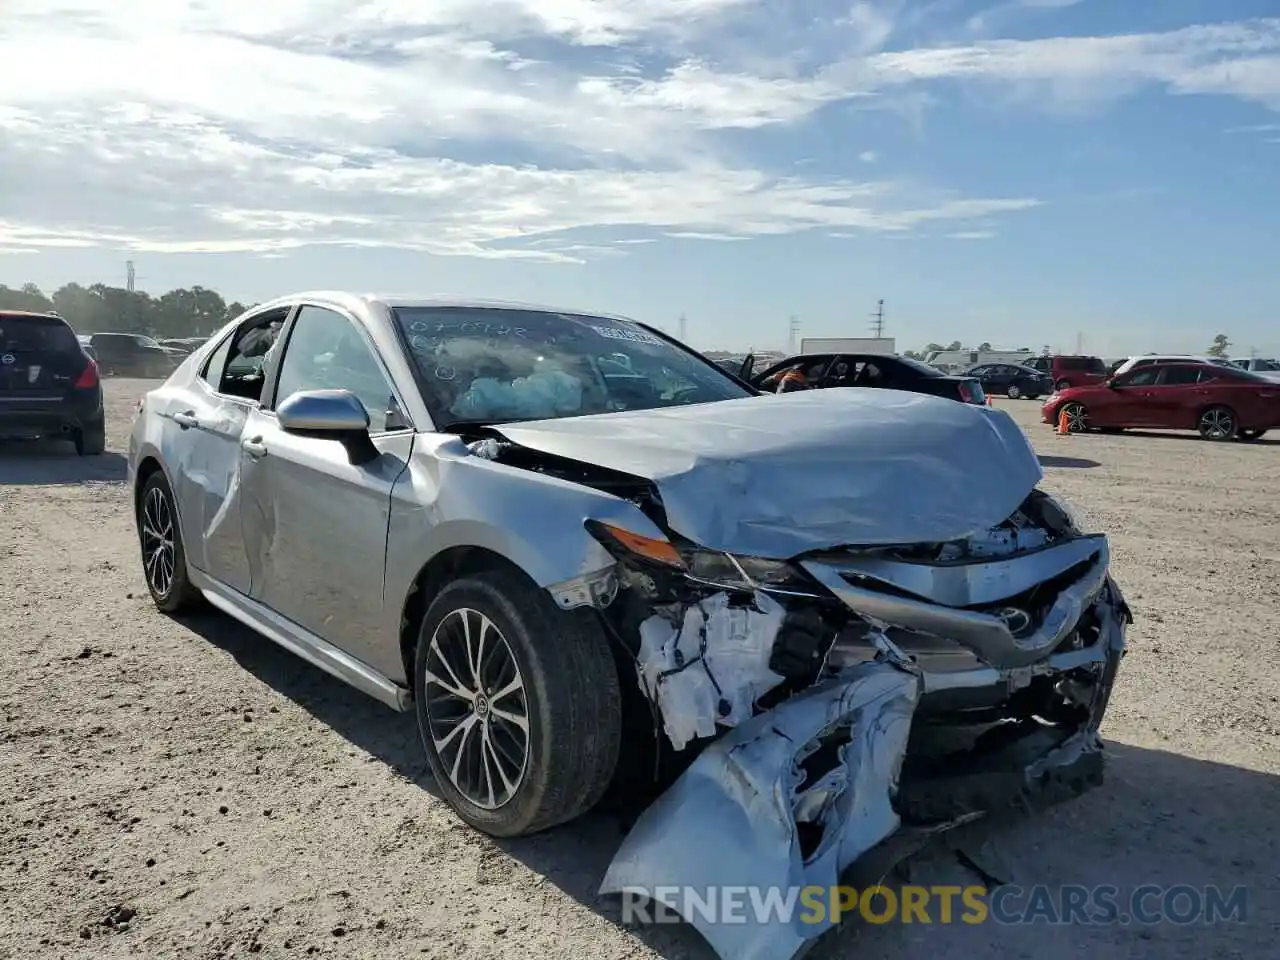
[1094,367,1161,427]
[239,304,415,664]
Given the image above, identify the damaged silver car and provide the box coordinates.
[128,293,1130,960]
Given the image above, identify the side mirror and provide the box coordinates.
[738,353,755,382]
[1106,379,1120,389]
[277,389,379,464]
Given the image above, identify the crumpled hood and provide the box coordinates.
[492,389,1043,557]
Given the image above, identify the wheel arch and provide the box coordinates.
[133,454,169,519]
[398,546,539,692]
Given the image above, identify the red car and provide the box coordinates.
[1025,354,1110,392]
[1042,361,1280,441]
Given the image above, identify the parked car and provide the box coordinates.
[1109,354,1237,378]
[0,310,105,454]
[1023,355,1109,392]
[1227,357,1280,382]
[746,352,987,405]
[1042,361,1279,441]
[128,294,1129,959]
[90,332,185,377]
[159,337,211,354]
[964,362,1055,400]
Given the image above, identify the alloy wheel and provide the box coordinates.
[1200,408,1234,440]
[1063,403,1088,432]
[140,486,176,597]
[1007,384,1022,399]
[423,608,530,810]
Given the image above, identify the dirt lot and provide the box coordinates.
[1,378,1276,960]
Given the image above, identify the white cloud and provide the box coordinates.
[665,232,750,241]
[864,19,1280,109]
[5,2,1277,264]
[947,230,996,239]
[859,150,879,162]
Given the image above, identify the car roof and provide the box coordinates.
[247,291,638,324]
[0,309,64,319]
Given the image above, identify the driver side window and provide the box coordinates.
[1119,368,1160,387]
[272,306,403,434]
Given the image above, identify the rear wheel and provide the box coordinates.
[74,423,105,456]
[137,472,203,612]
[414,569,621,838]
[1238,428,1267,442]
[1198,406,1237,441]
[1055,378,1071,392]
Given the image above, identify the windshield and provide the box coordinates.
[391,307,753,428]
[0,314,80,353]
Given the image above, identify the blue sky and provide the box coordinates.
[1,0,1278,356]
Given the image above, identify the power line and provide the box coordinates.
[869,299,885,338]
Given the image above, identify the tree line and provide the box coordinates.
[0,281,250,339]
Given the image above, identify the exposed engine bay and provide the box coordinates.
[463,415,1131,960]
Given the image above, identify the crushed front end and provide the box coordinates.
[576,488,1130,960]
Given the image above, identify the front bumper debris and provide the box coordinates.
[594,494,1130,960]
[602,579,1128,960]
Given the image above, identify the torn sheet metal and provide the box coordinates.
[601,662,920,960]
[493,389,1042,558]
[636,592,787,750]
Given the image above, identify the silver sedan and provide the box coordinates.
[129,292,1129,960]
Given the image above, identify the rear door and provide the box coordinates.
[170,307,293,593]
[1141,365,1208,428]
[0,314,89,401]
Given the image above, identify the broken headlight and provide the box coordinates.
[682,550,801,591]
[585,521,817,595]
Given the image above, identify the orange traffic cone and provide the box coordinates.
[1057,407,1071,435]
[986,395,993,407]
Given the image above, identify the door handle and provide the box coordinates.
[243,437,268,458]
[173,410,200,429]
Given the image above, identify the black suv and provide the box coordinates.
[89,332,183,377]
[0,311,105,455]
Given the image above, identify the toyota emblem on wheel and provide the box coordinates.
[1,354,15,365]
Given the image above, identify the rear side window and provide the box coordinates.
[200,335,234,389]
[1159,366,1203,386]
[0,315,80,353]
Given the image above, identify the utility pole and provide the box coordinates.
[678,313,688,343]
[126,260,136,293]
[869,299,885,339]
[788,315,800,354]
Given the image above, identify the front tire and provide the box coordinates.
[1198,406,1238,441]
[1060,402,1089,433]
[137,472,203,612]
[1007,384,1022,399]
[414,569,621,838]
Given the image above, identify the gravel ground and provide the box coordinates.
[1,379,1276,960]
